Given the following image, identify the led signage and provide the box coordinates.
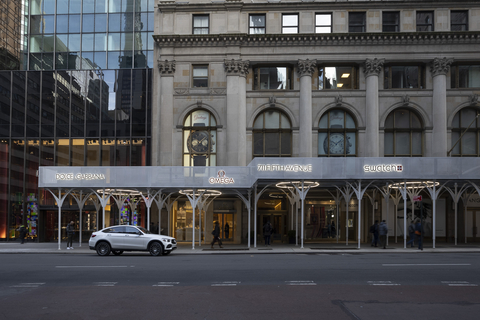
[257,164,312,172]
[209,170,235,184]
[56,173,106,180]
[363,164,403,173]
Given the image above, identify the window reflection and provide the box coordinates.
[451,108,480,156]
[319,66,357,90]
[384,109,423,156]
[253,67,292,90]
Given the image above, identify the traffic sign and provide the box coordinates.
[413,195,422,202]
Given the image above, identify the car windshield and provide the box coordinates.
[137,226,151,234]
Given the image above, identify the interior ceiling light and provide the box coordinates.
[341,73,350,78]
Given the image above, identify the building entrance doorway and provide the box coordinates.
[466,210,480,241]
[259,213,286,244]
[213,213,234,241]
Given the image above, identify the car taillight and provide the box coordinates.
[91,234,96,238]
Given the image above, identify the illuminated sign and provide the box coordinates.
[363,164,403,173]
[257,164,312,172]
[56,173,106,180]
[209,170,235,184]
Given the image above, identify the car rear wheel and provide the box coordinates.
[112,250,123,256]
[96,242,111,256]
[149,242,163,256]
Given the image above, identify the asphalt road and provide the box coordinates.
[1,253,479,320]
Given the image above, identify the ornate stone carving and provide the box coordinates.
[297,59,317,77]
[402,95,410,104]
[224,59,249,76]
[174,88,189,94]
[469,94,479,105]
[430,57,454,77]
[363,58,385,77]
[335,95,343,105]
[269,96,276,107]
[158,60,176,75]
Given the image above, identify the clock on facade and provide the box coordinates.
[187,130,211,153]
[323,133,351,155]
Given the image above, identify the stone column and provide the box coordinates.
[155,60,175,166]
[431,57,453,157]
[363,58,384,157]
[297,59,316,158]
[224,59,249,166]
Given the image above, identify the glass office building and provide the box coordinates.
[0,0,154,241]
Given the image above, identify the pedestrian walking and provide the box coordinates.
[415,219,423,250]
[17,225,27,244]
[210,221,223,249]
[370,220,379,247]
[66,221,75,249]
[263,221,273,246]
[406,220,416,247]
[379,220,388,249]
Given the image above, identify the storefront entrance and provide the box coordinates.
[259,213,286,244]
[466,210,480,242]
[213,213,234,241]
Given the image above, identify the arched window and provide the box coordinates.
[183,109,217,166]
[318,109,357,156]
[253,109,292,157]
[451,108,480,156]
[384,109,423,157]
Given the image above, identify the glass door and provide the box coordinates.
[213,213,234,241]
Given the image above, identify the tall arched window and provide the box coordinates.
[451,108,480,156]
[253,109,292,157]
[183,109,217,166]
[318,109,357,156]
[384,108,423,156]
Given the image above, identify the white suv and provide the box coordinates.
[89,225,177,256]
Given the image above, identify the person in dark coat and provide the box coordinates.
[224,223,230,239]
[263,221,273,246]
[18,225,27,244]
[210,221,223,249]
[379,220,388,249]
[370,220,379,247]
[66,221,75,250]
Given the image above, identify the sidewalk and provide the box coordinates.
[1,240,480,255]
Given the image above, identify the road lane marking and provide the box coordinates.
[286,281,317,286]
[442,281,478,287]
[368,281,400,286]
[383,264,471,266]
[211,281,240,287]
[10,283,45,288]
[93,282,117,287]
[153,282,180,287]
[56,266,130,268]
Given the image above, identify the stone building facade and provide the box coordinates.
[153,0,480,167]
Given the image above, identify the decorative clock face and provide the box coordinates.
[187,131,210,153]
[324,133,345,155]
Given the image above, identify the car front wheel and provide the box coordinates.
[96,242,111,256]
[149,242,163,256]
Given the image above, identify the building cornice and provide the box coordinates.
[153,32,480,48]
[157,0,480,12]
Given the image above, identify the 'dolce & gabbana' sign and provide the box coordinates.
[56,173,106,180]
